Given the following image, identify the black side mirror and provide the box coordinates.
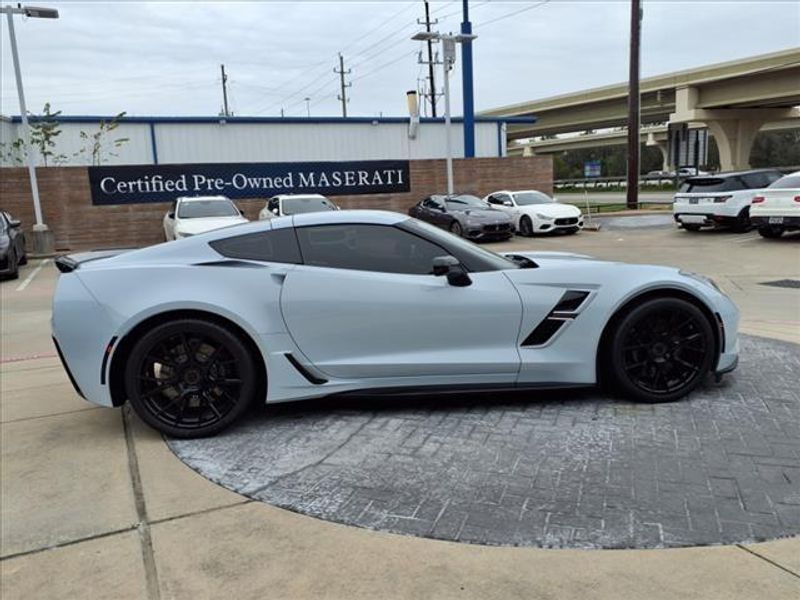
[432,255,472,287]
[167,212,175,219]
[8,218,21,228]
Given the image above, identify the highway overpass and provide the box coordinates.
[483,47,800,171]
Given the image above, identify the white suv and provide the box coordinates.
[672,169,783,232]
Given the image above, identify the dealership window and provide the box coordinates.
[209,228,302,264]
[294,224,445,275]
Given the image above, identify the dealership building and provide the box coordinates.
[0,114,552,250]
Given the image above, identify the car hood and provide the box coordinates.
[520,203,581,218]
[175,216,249,235]
[453,208,511,223]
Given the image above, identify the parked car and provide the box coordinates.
[0,211,27,279]
[672,169,783,232]
[677,167,710,178]
[163,196,248,241]
[52,210,740,438]
[408,194,513,241]
[750,170,800,238]
[484,190,584,236]
[259,194,339,220]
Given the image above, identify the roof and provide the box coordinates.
[177,195,231,202]
[8,114,536,126]
[689,168,784,179]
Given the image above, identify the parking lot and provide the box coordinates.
[2,219,799,599]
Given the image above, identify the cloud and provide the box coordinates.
[1,1,798,117]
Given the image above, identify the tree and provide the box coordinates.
[0,137,26,165]
[29,102,67,166]
[74,112,130,166]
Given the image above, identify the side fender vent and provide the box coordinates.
[522,319,565,346]
[521,290,590,347]
[554,290,590,313]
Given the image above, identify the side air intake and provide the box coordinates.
[521,290,591,347]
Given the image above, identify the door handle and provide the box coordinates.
[271,272,287,285]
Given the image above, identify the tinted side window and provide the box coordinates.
[295,224,446,275]
[210,228,302,263]
[268,198,279,212]
[680,178,740,193]
[742,173,771,189]
[769,174,800,189]
[487,195,504,205]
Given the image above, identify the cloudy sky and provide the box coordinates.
[1,0,798,118]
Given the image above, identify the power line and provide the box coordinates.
[479,0,553,28]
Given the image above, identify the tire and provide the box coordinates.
[732,207,751,233]
[758,226,784,239]
[6,251,19,280]
[682,224,702,232]
[609,298,714,403]
[449,221,463,237]
[17,245,27,266]
[124,319,258,438]
[518,216,533,237]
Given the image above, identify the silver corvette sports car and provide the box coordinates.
[52,210,739,437]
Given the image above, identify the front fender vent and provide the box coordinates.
[522,290,591,347]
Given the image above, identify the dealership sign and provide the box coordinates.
[88,160,410,205]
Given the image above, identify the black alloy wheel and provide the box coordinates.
[6,251,19,280]
[18,245,27,266]
[519,216,533,237]
[450,221,463,237]
[125,319,257,437]
[758,226,784,239]
[610,298,714,402]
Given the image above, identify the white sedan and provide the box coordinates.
[750,170,800,238]
[164,196,248,241]
[484,190,584,236]
[259,194,339,220]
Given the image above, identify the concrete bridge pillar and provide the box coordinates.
[646,132,670,171]
[670,85,799,171]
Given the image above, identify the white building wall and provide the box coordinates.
[0,118,504,166]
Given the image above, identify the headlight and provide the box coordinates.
[535,213,550,219]
[680,270,721,292]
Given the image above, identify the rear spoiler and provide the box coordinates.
[54,248,134,273]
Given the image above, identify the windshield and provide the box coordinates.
[679,178,740,193]
[283,196,337,215]
[401,218,518,272]
[514,191,555,206]
[768,174,800,189]
[178,199,239,218]
[445,194,489,211]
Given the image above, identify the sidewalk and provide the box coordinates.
[2,229,799,599]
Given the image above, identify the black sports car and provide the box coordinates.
[409,194,513,241]
[0,211,27,279]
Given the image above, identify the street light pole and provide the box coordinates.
[442,40,454,196]
[412,30,477,199]
[2,4,59,255]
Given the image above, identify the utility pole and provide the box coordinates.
[625,0,641,209]
[418,0,438,117]
[334,53,352,117]
[304,97,311,117]
[220,64,230,117]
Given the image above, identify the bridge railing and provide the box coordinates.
[554,175,677,191]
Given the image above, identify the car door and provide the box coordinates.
[280,223,523,380]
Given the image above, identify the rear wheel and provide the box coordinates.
[758,226,784,238]
[5,251,19,280]
[518,216,533,237]
[124,319,257,437]
[449,221,463,237]
[609,298,714,403]
[17,245,27,266]
[732,207,751,232]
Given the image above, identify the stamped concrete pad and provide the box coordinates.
[168,335,800,549]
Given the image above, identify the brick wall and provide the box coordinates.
[0,156,552,251]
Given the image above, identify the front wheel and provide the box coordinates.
[609,298,714,403]
[758,226,784,238]
[449,221,463,237]
[5,251,19,280]
[518,216,533,237]
[125,319,257,437]
[732,207,751,233]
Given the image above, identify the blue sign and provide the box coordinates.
[88,160,410,205]
[584,160,602,178]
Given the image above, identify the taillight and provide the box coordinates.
[713,195,732,203]
[752,196,765,204]
[794,196,800,203]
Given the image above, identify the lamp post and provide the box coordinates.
[2,4,59,255]
[412,30,477,197]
